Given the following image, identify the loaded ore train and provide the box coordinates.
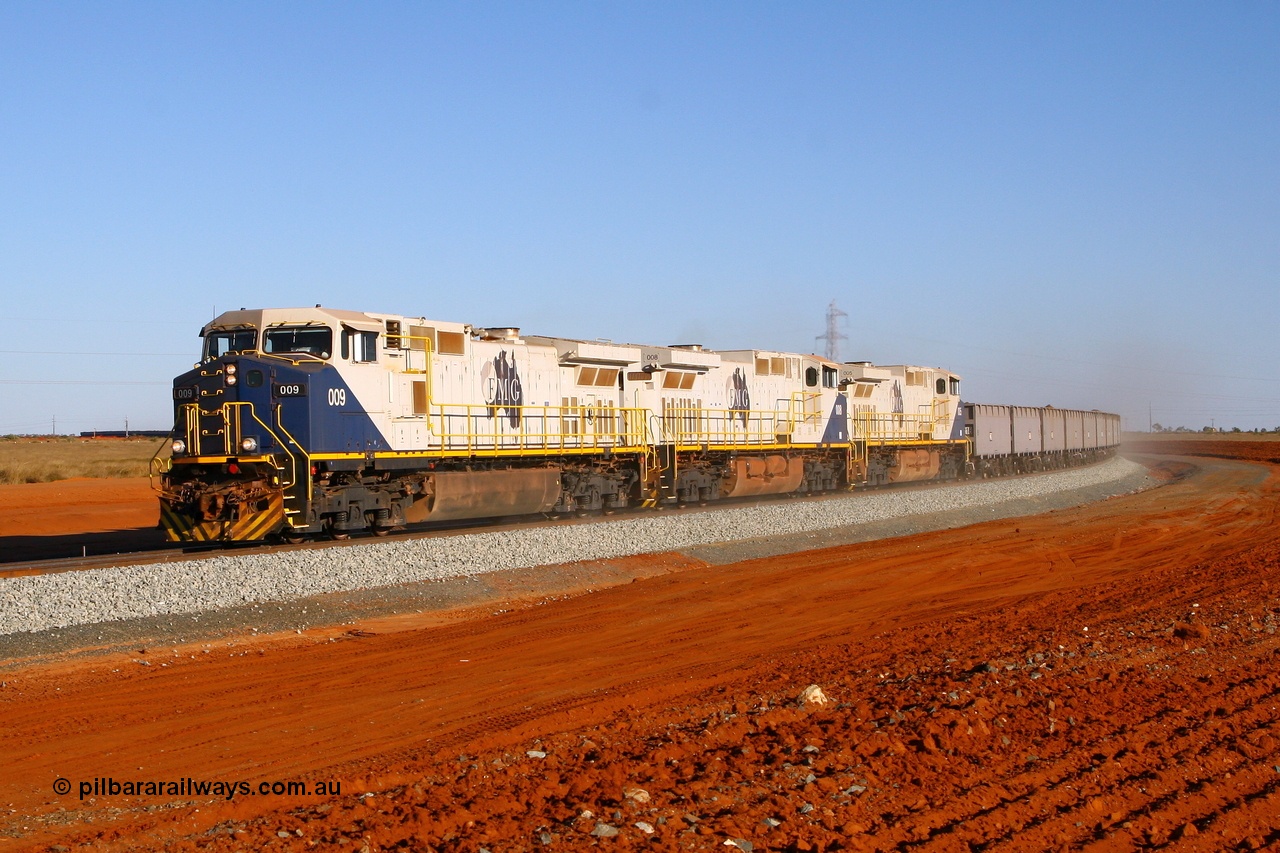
[154,306,1120,542]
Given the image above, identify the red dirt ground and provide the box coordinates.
[0,478,159,562]
[0,478,156,539]
[1123,438,1280,465]
[3,448,1280,851]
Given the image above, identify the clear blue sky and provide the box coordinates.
[2,2,1277,434]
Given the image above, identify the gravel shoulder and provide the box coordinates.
[0,456,1158,666]
[684,456,1159,565]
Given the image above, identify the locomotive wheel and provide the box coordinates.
[372,527,391,537]
[281,528,306,545]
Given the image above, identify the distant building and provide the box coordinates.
[78,430,170,438]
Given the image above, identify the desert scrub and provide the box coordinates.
[0,437,169,484]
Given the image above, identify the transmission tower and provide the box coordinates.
[815,300,848,362]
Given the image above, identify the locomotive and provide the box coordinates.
[154,306,1119,542]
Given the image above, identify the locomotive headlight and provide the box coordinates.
[225,374,237,385]
[240,437,258,453]
[171,439,186,455]
[225,363,237,375]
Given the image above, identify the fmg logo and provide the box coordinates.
[481,350,523,427]
[727,367,750,427]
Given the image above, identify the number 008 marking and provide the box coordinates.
[327,388,347,407]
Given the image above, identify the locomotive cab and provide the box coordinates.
[159,309,371,542]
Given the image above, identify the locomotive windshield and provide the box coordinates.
[264,326,333,359]
[204,328,257,360]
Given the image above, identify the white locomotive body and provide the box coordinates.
[155,307,1112,542]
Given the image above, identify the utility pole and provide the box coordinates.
[815,300,848,362]
[52,415,56,436]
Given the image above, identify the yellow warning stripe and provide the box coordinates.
[159,492,285,543]
[237,493,285,541]
[159,503,191,542]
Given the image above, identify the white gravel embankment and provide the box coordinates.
[0,457,1148,636]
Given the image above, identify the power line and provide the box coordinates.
[889,334,1280,384]
[0,349,189,357]
[0,379,169,386]
[953,364,1280,405]
[815,300,848,362]
[0,315,191,326]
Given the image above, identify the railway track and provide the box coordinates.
[0,512,542,577]
[0,472,994,578]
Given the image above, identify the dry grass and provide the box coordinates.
[1122,431,1280,442]
[3,431,1271,485]
[0,437,171,484]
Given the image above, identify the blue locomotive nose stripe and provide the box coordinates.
[820,394,850,444]
[270,363,390,453]
[170,358,390,456]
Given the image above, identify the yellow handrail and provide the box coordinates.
[789,391,823,427]
[853,406,947,443]
[423,402,649,452]
[655,405,792,447]
[181,403,201,455]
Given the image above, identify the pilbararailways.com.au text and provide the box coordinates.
[53,776,341,801]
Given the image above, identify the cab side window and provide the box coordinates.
[356,331,377,362]
[341,330,379,363]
